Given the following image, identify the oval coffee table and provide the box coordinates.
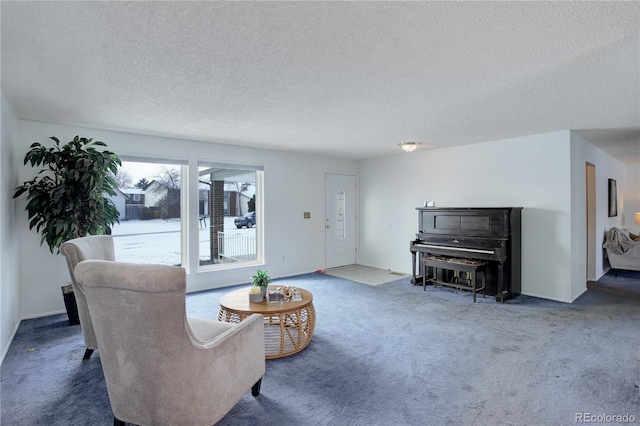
[218,286,315,359]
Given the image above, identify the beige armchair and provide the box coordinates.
[60,235,116,359]
[74,260,266,426]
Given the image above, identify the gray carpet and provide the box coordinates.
[2,271,639,425]
[588,269,640,299]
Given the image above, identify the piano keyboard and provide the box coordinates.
[414,243,495,255]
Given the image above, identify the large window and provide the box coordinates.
[107,157,262,273]
[198,161,263,269]
[110,159,186,266]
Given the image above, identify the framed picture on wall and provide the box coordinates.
[608,178,617,217]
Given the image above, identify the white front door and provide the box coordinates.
[325,173,357,268]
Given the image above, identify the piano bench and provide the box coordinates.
[421,256,487,302]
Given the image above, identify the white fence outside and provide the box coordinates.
[217,231,256,262]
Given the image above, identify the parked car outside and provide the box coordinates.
[234,212,255,229]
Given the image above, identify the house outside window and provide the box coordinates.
[112,159,185,266]
[198,161,263,269]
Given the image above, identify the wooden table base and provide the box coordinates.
[218,287,316,359]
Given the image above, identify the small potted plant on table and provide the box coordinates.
[249,269,271,302]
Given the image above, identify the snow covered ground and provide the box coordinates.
[111,217,256,265]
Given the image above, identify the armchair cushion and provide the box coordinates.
[187,317,235,342]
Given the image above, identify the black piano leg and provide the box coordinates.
[411,251,418,285]
[495,292,511,303]
[495,263,509,303]
[411,251,425,286]
[482,269,486,299]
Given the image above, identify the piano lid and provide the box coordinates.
[416,207,522,238]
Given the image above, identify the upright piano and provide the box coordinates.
[410,207,522,302]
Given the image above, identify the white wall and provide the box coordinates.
[143,181,165,208]
[1,92,20,362]
[17,120,357,318]
[107,191,127,220]
[10,120,636,319]
[358,131,576,302]
[570,132,628,300]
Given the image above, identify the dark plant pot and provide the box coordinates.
[61,285,80,326]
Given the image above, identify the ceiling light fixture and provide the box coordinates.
[399,142,420,153]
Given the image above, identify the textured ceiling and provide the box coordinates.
[1,1,639,163]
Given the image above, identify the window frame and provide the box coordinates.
[115,155,189,270]
[111,155,264,276]
[195,159,264,273]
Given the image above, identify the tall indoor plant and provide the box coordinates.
[13,135,121,252]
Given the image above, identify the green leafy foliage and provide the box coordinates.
[251,269,271,288]
[13,136,122,253]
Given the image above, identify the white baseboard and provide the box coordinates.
[1,319,21,367]
[20,309,66,321]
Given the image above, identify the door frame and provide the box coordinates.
[324,172,358,268]
[585,162,596,281]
